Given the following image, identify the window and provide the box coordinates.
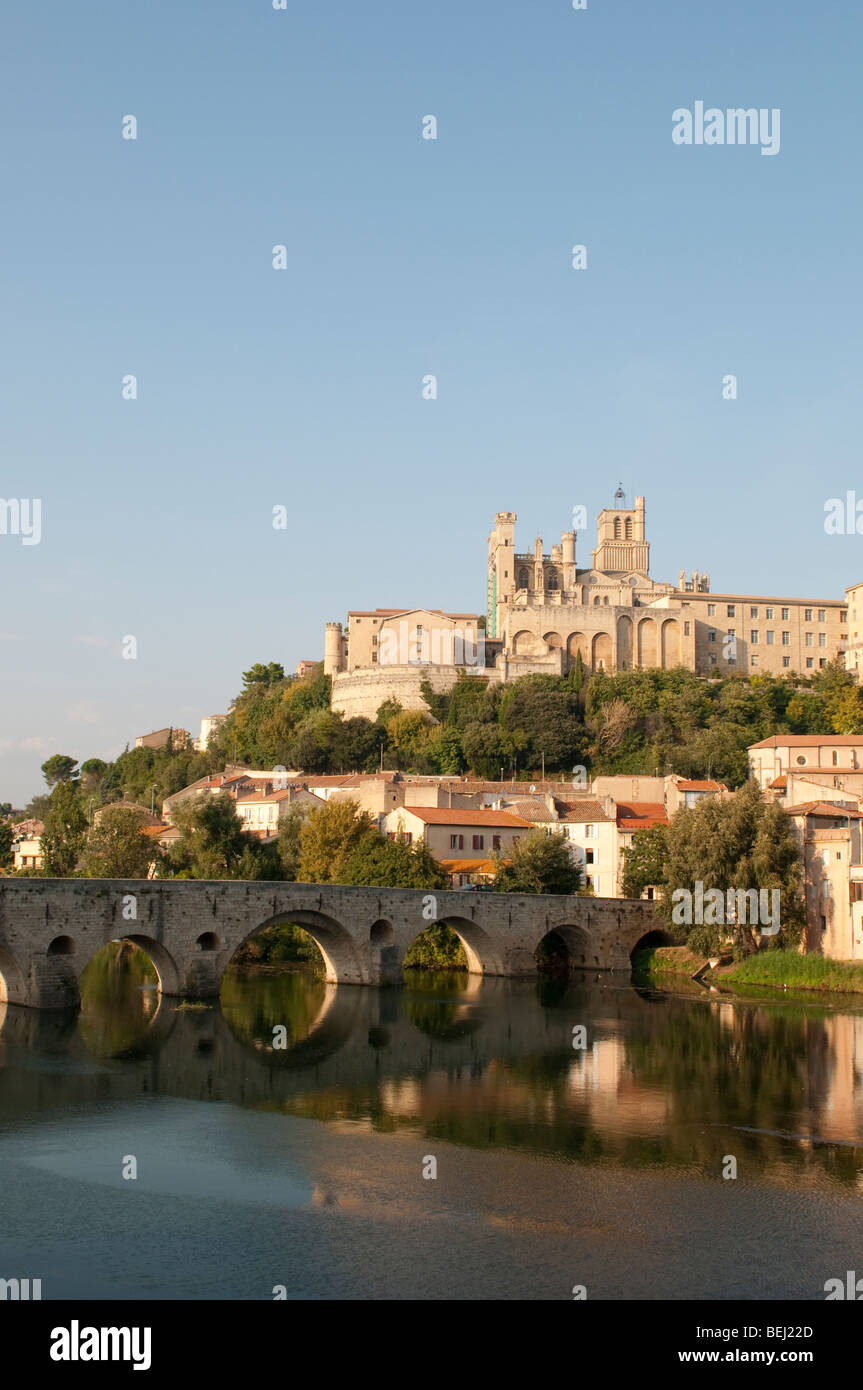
[585,849,594,864]
[804,608,812,621]
[708,629,716,642]
[492,834,501,850]
[750,606,758,618]
[841,609,848,621]
[766,631,774,645]
[820,658,827,668]
[765,607,773,619]
[614,517,621,538]
[472,834,484,851]
[625,518,632,539]
[750,630,759,644]
[518,568,529,588]
[819,632,827,647]
[449,834,459,849]
[782,656,790,668]
[782,631,790,645]
[806,657,814,668]
[727,629,736,639]
[709,653,717,665]
[584,824,594,837]
[751,655,758,666]
[822,880,831,899]
[805,632,813,646]
[781,607,790,620]
[818,609,826,622]
[727,604,736,617]
[707,603,716,617]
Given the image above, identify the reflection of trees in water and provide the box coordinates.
[403,970,479,1040]
[78,941,160,1059]
[220,966,327,1051]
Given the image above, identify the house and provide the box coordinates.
[749,735,863,791]
[785,802,863,960]
[11,819,44,871]
[380,806,532,884]
[234,787,325,837]
[614,802,669,897]
[135,727,191,751]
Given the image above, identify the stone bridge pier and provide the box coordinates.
[0,880,664,1009]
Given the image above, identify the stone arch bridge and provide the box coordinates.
[0,880,663,1010]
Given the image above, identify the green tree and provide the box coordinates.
[0,820,13,869]
[662,780,804,952]
[494,830,583,895]
[80,806,158,879]
[40,781,88,875]
[168,791,258,879]
[297,799,377,883]
[41,754,79,788]
[242,661,285,690]
[340,832,448,889]
[622,824,668,899]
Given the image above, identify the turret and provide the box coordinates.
[324,621,344,676]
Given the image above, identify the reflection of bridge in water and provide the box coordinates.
[3,977,863,1184]
[0,879,662,1009]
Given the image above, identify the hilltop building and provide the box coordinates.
[324,494,848,721]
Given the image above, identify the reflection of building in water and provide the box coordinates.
[814,1014,863,1143]
[567,1034,670,1133]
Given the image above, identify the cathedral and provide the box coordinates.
[325,494,848,719]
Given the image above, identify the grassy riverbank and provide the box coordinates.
[718,951,863,994]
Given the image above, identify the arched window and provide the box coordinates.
[547,569,559,590]
[613,518,621,538]
[625,517,633,539]
[518,568,529,589]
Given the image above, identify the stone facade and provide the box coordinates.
[324,495,849,720]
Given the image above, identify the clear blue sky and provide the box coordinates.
[2,0,861,805]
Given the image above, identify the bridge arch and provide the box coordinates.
[535,923,599,971]
[47,935,76,956]
[242,910,366,985]
[436,916,505,976]
[0,945,27,1006]
[117,935,182,997]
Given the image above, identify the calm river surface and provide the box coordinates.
[3,949,863,1300]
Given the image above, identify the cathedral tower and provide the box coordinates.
[591,492,649,575]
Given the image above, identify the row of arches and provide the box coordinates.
[512,617,682,669]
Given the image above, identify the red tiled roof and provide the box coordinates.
[394,807,532,828]
[784,802,863,819]
[553,798,612,823]
[616,802,668,830]
[750,735,863,749]
[675,779,724,791]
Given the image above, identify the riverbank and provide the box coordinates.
[634,944,863,997]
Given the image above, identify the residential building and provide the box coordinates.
[749,735,863,791]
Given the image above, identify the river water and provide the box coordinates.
[3,948,863,1300]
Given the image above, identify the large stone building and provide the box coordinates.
[486,493,847,680]
[326,495,849,719]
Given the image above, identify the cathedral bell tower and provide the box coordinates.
[591,489,649,576]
